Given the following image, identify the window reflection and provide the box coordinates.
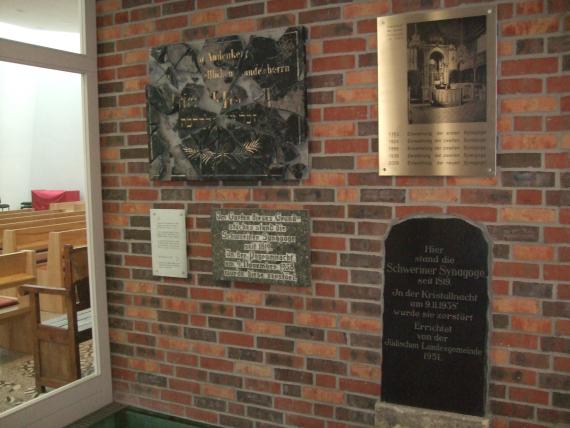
[0,61,94,413]
[0,0,81,53]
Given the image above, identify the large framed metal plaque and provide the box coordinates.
[377,7,496,176]
[212,208,310,286]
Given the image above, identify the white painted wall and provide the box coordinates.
[0,61,85,210]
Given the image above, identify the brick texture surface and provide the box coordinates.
[96,1,569,427]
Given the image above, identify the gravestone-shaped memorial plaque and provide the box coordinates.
[382,217,489,416]
[146,27,307,181]
[212,208,310,286]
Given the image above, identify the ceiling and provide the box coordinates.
[0,0,80,33]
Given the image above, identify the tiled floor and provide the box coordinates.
[0,340,94,413]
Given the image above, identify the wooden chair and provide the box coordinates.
[21,245,92,392]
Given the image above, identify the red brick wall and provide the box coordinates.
[96,0,570,426]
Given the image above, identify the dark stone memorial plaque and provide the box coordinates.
[212,208,310,286]
[146,27,307,181]
[381,217,489,416]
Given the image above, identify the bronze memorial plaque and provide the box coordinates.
[377,7,496,176]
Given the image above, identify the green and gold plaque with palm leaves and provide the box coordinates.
[146,27,307,181]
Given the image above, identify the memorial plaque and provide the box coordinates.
[150,209,188,278]
[146,27,308,181]
[212,208,310,286]
[377,7,496,176]
[381,217,489,416]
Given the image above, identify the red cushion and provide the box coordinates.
[0,296,18,309]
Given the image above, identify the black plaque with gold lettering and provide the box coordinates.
[381,217,489,416]
[146,27,307,181]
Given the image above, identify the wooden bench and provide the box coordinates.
[0,213,85,248]
[0,210,79,226]
[37,228,87,313]
[2,220,86,255]
[0,250,36,353]
[0,208,33,218]
[0,209,59,221]
[50,201,85,212]
[21,245,91,392]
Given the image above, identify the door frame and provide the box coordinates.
[0,1,112,426]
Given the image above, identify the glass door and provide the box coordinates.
[0,1,112,426]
